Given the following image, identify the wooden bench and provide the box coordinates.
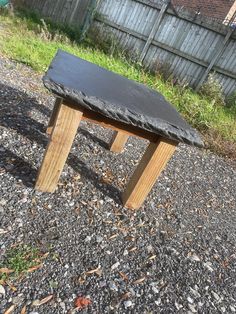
[35,50,203,209]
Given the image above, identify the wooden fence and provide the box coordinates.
[20,0,92,29]
[93,0,236,96]
[19,0,236,95]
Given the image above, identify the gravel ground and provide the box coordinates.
[0,56,236,314]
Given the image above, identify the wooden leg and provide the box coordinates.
[109,131,129,153]
[122,137,177,209]
[46,97,62,135]
[35,102,83,192]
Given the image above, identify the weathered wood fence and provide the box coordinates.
[20,0,92,29]
[19,0,236,95]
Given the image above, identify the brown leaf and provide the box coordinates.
[118,271,128,282]
[20,305,27,314]
[109,234,118,240]
[4,305,15,314]
[133,277,146,285]
[148,255,157,260]
[120,292,131,300]
[32,295,53,306]
[0,268,14,274]
[74,296,92,309]
[41,252,50,259]
[125,236,135,242]
[78,275,86,284]
[6,281,17,292]
[27,264,42,273]
[86,266,102,276]
[129,246,137,252]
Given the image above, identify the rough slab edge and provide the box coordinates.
[43,77,204,148]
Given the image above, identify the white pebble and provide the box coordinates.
[155,298,161,306]
[175,301,183,310]
[203,262,214,272]
[0,285,5,296]
[124,300,133,308]
[111,262,120,270]
[0,199,7,206]
[187,296,194,304]
[152,286,159,294]
[189,253,201,262]
[188,303,197,313]
[211,291,220,301]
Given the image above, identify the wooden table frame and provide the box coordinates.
[35,98,178,209]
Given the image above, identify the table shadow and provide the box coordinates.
[0,83,121,204]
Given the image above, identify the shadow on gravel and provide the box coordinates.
[0,83,121,203]
[0,145,37,188]
[79,127,108,150]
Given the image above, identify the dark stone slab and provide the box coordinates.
[43,50,203,147]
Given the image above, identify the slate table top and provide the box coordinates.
[43,49,203,147]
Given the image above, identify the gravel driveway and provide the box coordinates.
[0,56,236,314]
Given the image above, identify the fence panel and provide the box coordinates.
[19,0,236,95]
[94,0,236,95]
[21,0,91,28]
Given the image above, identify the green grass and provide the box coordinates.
[0,245,44,282]
[0,10,235,151]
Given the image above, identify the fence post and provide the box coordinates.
[195,27,234,91]
[139,0,171,63]
[79,0,98,41]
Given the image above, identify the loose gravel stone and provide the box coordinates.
[0,56,236,313]
[124,300,133,308]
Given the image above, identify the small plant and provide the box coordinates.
[37,19,70,44]
[199,73,225,106]
[226,91,236,107]
[0,244,47,283]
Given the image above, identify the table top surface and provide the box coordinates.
[43,50,203,147]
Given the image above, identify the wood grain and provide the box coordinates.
[122,137,177,209]
[81,107,158,143]
[109,131,129,153]
[46,97,62,135]
[35,102,83,192]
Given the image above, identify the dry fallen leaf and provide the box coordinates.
[41,252,50,259]
[20,305,27,314]
[129,246,137,252]
[148,255,157,260]
[74,296,92,309]
[120,292,131,300]
[133,277,146,285]
[86,266,102,276]
[27,264,42,272]
[4,305,15,314]
[32,295,53,306]
[109,234,119,240]
[6,281,17,292]
[78,275,86,284]
[118,271,128,282]
[0,268,14,274]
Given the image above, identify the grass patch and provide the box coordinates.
[0,244,46,283]
[0,9,235,157]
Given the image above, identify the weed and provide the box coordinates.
[0,244,46,282]
[226,91,236,108]
[199,73,225,106]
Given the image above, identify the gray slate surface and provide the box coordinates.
[43,50,203,147]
